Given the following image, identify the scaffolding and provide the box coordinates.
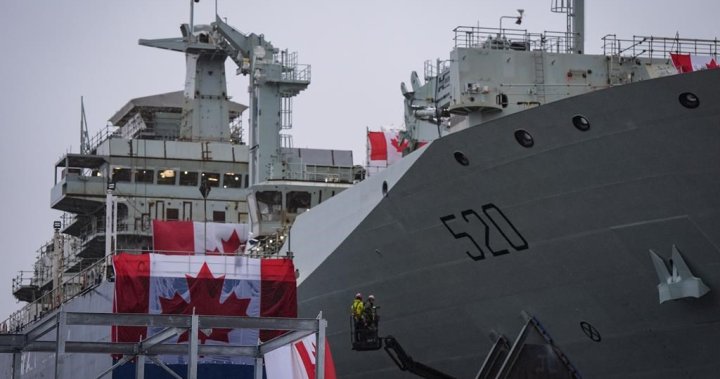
[0,310,327,379]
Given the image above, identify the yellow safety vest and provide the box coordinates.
[351,299,364,318]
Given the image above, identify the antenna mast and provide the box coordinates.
[80,96,90,155]
[551,0,585,54]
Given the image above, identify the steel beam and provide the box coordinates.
[93,355,133,379]
[66,312,191,328]
[65,312,319,330]
[316,317,326,379]
[55,311,67,379]
[188,314,199,379]
[6,340,257,355]
[255,357,263,379]
[197,315,319,330]
[12,351,21,379]
[25,310,59,342]
[138,327,182,353]
[0,334,25,350]
[135,354,145,379]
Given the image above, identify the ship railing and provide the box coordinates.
[282,161,355,183]
[602,34,719,60]
[1,257,106,333]
[86,124,121,155]
[11,271,36,293]
[423,59,451,81]
[453,26,574,53]
[279,49,311,82]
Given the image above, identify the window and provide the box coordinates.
[256,191,282,221]
[223,173,243,188]
[213,211,226,222]
[202,172,221,188]
[166,208,179,221]
[112,168,131,183]
[135,169,154,183]
[179,171,198,186]
[157,169,176,185]
[287,191,311,213]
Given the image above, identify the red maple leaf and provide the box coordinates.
[221,229,242,254]
[159,263,250,343]
[390,136,409,153]
[206,229,243,255]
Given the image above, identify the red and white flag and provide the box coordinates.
[367,130,408,173]
[670,53,719,73]
[152,220,249,255]
[112,253,297,363]
[265,333,337,379]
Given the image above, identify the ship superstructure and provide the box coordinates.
[1,8,356,378]
[400,1,713,149]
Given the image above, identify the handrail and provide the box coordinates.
[603,34,719,60]
[2,257,107,333]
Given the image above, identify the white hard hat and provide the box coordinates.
[355,293,362,299]
[368,294,375,300]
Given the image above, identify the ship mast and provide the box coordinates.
[551,0,585,54]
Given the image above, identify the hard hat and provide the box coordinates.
[355,293,362,299]
[368,294,375,300]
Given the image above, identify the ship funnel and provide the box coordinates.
[551,0,584,54]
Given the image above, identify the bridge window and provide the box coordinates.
[157,169,176,185]
[256,191,282,221]
[179,171,198,186]
[287,191,311,213]
[112,168,131,183]
[135,169,154,184]
[223,173,243,188]
[202,172,221,188]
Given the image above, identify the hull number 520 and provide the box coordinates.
[440,204,528,261]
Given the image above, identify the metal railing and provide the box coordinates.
[86,124,122,154]
[279,50,311,82]
[453,26,575,54]
[602,34,720,60]
[2,258,106,333]
[281,161,355,183]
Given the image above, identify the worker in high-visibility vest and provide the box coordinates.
[351,293,365,341]
[364,294,379,328]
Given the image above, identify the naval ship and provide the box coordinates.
[2,0,720,378]
[288,1,720,378]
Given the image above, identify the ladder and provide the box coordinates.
[533,51,546,104]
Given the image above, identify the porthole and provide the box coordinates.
[514,130,534,148]
[454,151,469,166]
[572,115,590,131]
[679,92,700,109]
[382,181,388,197]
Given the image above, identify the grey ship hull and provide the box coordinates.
[296,69,720,378]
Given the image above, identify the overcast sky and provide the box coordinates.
[0,0,718,321]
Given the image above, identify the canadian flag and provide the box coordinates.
[367,130,408,173]
[112,253,297,364]
[670,53,719,73]
[152,220,249,255]
[264,333,337,379]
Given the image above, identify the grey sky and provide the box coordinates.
[0,0,718,320]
